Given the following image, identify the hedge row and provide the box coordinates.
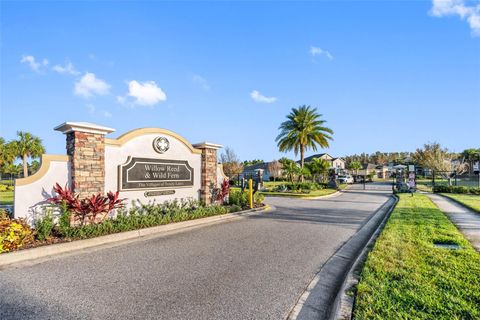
[433,185,480,195]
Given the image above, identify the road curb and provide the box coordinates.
[0,205,270,269]
[287,195,397,320]
[334,195,398,320]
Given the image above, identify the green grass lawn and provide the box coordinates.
[262,181,289,188]
[0,191,13,205]
[354,193,480,319]
[441,193,480,213]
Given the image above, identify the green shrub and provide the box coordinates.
[7,186,14,191]
[433,185,480,195]
[283,182,323,192]
[35,212,55,241]
[0,185,7,192]
[229,189,248,207]
[58,203,73,238]
[254,192,265,204]
[0,217,34,254]
[59,200,230,240]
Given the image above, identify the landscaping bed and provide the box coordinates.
[353,193,480,319]
[260,181,346,198]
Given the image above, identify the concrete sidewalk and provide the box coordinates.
[427,193,480,251]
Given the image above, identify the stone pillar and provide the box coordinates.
[193,142,222,205]
[55,122,115,196]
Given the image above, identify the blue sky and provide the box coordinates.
[1,1,479,162]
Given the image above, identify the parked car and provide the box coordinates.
[337,175,354,184]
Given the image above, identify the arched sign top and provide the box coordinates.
[105,127,202,154]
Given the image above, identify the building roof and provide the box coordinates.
[299,153,333,163]
[362,163,377,170]
[243,162,269,171]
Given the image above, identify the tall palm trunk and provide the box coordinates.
[23,154,28,177]
[300,144,305,182]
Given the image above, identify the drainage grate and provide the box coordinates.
[434,243,460,250]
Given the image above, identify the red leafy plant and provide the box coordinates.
[216,179,230,203]
[48,183,125,226]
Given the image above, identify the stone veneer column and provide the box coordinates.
[55,122,115,197]
[193,142,222,205]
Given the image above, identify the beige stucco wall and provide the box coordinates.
[105,133,202,207]
[14,155,71,224]
[217,164,228,186]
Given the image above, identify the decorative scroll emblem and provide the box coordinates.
[153,136,169,154]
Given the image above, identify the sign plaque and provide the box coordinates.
[119,157,194,191]
[144,190,176,197]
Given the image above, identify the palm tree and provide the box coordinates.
[12,131,45,178]
[307,158,331,183]
[276,105,333,181]
[280,158,300,183]
[0,139,17,179]
[0,138,15,168]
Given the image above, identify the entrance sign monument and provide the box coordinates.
[14,122,227,224]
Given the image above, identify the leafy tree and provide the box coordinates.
[413,142,451,173]
[349,161,362,176]
[267,160,283,182]
[11,131,45,178]
[460,148,480,174]
[276,105,333,181]
[3,163,21,180]
[0,138,16,172]
[220,146,244,179]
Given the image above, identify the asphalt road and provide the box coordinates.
[0,184,391,320]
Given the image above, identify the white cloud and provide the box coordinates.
[52,61,80,75]
[20,55,48,72]
[120,80,167,106]
[74,72,110,98]
[192,74,210,90]
[310,46,333,60]
[250,90,277,103]
[103,111,112,118]
[430,0,480,36]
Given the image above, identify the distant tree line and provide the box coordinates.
[344,145,479,175]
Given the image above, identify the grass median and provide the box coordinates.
[441,193,480,213]
[354,193,480,319]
